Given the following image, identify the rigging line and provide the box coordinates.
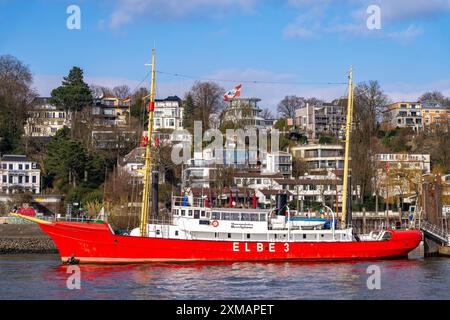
[156,70,347,86]
[130,71,152,95]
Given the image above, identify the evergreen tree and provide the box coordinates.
[183,93,195,132]
[50,67,92,138]
[45,127,105,193]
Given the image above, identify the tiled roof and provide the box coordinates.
[1,155,31,162]
[274,178,338,185]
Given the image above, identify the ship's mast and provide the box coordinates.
[139,49,156,237]
[340,66,353,228]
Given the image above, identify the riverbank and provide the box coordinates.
[0,224,57,254]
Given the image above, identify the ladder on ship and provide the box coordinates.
[419,221,449,246]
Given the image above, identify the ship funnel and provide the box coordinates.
[275,193,288,216]
[152,170,159,219]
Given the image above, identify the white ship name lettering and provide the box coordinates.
[232,242,290,253]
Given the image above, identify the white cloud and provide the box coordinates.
[386,25,424,42]
[108,0,258,28]
[285,0,450,41]
[384,78,450,102]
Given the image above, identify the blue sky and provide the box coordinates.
[1,0,450,109]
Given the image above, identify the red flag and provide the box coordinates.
[224,84,242,101]
[252,192,257,209]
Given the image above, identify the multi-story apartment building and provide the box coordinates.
[153,96,184,130]
[24,97,70,137]
[421,102,450,129]
[221,97,273,129]
[383,102,422,132]
[264,151,292,177]
[91,96,131,127]
[295,100,347,139]
[0,155,41,194]
[374,153,431,174]
[374,153,431,202]
[290,144,345,173]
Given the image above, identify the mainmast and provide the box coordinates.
[340,66,353,228]
[139,49,156,237]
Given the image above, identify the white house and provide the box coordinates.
[0,155,41,194]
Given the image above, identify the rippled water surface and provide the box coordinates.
[0,248,449,300]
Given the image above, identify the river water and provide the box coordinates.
[0,247,449,300]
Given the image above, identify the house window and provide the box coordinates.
[32,176,36,183]
[2,175,6,183]
[19,164,23,170]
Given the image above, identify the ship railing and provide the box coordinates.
[172,196,206,208]
[56,216,103,223]
[147,216,174,225]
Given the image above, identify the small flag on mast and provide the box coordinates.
[224,84,242,101]
[122,97,131,103]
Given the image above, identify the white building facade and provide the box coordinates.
[153,96,184,130]
[0,155,41,194]
[24,97,70,137]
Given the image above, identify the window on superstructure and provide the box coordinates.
[222,212,231,220]
[241,213,250,221]
[259,214,266,221]
[232,212,240,220]
[212,212,220,219]
[200,211,206,218]
[188,210,193,217]
[181,210,186,216]
[250,213,259,221]
[246,234,251,239]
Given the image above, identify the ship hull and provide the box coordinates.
[40,222,422,264]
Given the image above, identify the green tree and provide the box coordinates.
[45,127,106,193]
[50,66,93,138]
[183,93,195,132]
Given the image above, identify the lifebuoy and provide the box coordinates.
[211,220,219,227]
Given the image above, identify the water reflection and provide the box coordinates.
[0,253,448,300]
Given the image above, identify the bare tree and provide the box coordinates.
[351,81,389,204]
[277,95,304,119]
[261,108,274,119]
[188,81,225,130]
[0,55,37,153]
[418,91,449,106]
[113,85,131,99]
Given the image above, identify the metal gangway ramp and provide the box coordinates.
[419,221,449,246]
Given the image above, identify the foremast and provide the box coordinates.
[139,49,156,237]
[341,66,353,228]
